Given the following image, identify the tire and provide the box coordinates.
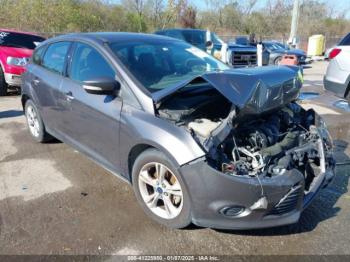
[346,86,350,104]
[0,66,8,96]
[25,99,52,143]
[132,148,192,229]
[274,56,282,65]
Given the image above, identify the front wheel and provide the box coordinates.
[274,56,282,65]
[132,149,192,228]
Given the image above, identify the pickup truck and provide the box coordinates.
[154,28,258,67]
[0,29,45,95]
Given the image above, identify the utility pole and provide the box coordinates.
[289,0,300,48]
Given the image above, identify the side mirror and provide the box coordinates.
[205,40,213,50]
[83,77,120,95]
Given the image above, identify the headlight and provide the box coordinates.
[6,56,28,66]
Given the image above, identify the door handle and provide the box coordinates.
[65,91,75,101]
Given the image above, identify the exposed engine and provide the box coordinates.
[205,103,334,192]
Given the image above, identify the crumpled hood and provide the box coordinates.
[153,65,302,116]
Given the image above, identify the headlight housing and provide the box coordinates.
[6,56,28,66]
[317,117,334,151]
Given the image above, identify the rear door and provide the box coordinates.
[31,41,72,132]
[60,42,122,171]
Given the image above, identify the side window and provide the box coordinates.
[42,42,71,74]
[32,45,46,65]
[69,43,115,82]
[167,31,185,41]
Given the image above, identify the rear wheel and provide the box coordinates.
[132,148,192,228]
[346,85,350,104]
[0,66,8,96]
[25,100,52,143]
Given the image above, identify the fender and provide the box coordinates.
[118,104,206,178]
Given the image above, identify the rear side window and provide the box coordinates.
[42,42,71,75]
[339,33,350,46]
[69,42,115,82]
[32,45,46,65]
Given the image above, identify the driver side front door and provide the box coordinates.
[60,42,122,172]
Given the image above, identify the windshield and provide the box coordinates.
[109,40,229,92]
[0,31,45,49]
[264,42,285,51]
[211,33,224,45]
[274,42,289,50]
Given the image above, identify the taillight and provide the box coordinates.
[329,48,341,59]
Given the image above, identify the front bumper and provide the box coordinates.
[324,76,347,98]
[4,72,22,87]
[179,158,335,230]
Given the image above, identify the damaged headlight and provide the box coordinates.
[317,117,334,151]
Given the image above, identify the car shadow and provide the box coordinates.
[211,139,349,236]
[0,110,23,119]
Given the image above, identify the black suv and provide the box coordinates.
[155,28,258,67]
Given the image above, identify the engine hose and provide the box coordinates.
[261,131,299,157]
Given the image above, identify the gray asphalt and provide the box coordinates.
[0,61,349,255]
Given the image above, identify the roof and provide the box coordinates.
[54,32,179,44]
[156,28,206,33]
[0,28,42,37]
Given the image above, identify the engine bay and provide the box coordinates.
[157,84,334,192]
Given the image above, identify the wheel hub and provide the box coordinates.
[156,187,163,194]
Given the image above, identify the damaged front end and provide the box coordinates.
[154,66,335,229]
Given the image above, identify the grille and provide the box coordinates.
[267,185,302,216]
[232,51,257,66]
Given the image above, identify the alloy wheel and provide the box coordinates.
[26,105,40,138]
[138,162,183,219]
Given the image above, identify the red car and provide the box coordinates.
[0,29,45,96]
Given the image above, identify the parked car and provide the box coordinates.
[0,29,45,95]
[154,28,258,67]
[324,33,350,102]
[262,41,307,65]
[22,33,335,229]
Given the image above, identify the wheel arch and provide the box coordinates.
[344,75,350,99]
[127,141,188,184]
[21,94,31,110]
[128,144,155,183]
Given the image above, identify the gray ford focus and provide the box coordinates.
[21,33,335,229]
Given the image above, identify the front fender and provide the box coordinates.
[119,104,205,176]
